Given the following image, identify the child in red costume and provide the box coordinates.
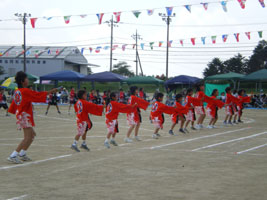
[71,90,104,152]
[184,88,201,132]
[237,89,251,123]
[7,71,57,164]
[150,93,177,139]
[169,94,189,135]
[125,86,149,142]
[224,87,241,125]
[206,89,224,128]
[104,92,136,148]
[68,87,76,114]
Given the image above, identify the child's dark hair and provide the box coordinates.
[155,92,164,101]
[175,93,183,101]
[186,88,193,95]
[225,87,231,93]
[233,89,237,94]
[196,83,204,92]
[139,88,143,91]
[110,92,116,99]
[15,71,27,88]
[211,89,218,96]
[130,86,138,95]
[77,90,86,99]
[238,89,244,95]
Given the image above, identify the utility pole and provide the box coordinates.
[131,30,142,76]
[105,16,118,72]
[159,12,175,79]
[15,13,31,73]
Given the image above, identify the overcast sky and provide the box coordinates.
[0,0,266,77]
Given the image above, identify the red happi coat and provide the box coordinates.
[8,88,47,127]
[105,101,134,121]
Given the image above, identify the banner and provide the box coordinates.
[64,16,71,24]
[133,11,141,18]
[159,41,163,47]
[245,32,251,40]
[201,37,206,45]
[180,40,184,46]
[191,38,196,45]
[96,13,104,24]
[30,18,37,28]
[211,36,216,44]
[184,5,192,13]
[222,34,228,42]
[259,0,265,7]
[221,1,227,12]
[147,9,154,16]
[140,43,145,50]
[166,7,173,16]
[201,3,209,10]
[234,33,240,42]
[149,42,154,50]
[113,12,121,23]
[258,31,263,38]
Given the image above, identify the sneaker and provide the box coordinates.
[212,125,217,129]
[169,130,174,135]
[71,144,80,152]
[207,125,213,129]
[19,155,32,161]
[184,128,189,133]
[135,136,141,141]
[5,113,9,117]
[124,138,133,143]
[110,140,118,146]
[195,124,201,129]
[223,121,228,126]
[191,127,197,130]
[233,121,238,124]
[152,134,159,139]
[7,156,23,164]
[80,144,90,151]
[179,128,186,134]
[45,111,48,115]
[238,120,243,123]
[228,122,233,126]
[58,111,61,114]
[104,141,110,149]
[156,133,161,137]
[199,124,204,129]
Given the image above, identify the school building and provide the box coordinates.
[0,46,99,80]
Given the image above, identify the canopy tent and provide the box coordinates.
[83,71,126,82]
[40,70,85,89]
[26,73,39,81]
[165,75,201,90]
[124,76,163,85]
[241,69,267,82]
[205,72,245,81]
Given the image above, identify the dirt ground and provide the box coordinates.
[0,105,266,200]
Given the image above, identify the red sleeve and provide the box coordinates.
[190,97,202,106]
[241,96,251,103]
[26,89,48,103]
[85,101,103,116]
[158,103,176,115]
[230,95,241,105]
[8,100,17,114]
[74,102,78,113]
[114,101,134,114]
[132,96,149,110]
[174,103,189,114]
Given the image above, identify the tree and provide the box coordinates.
[247,40,267,73]
[203,58,225,77]
[223,53,247,74]
[112,62,134,77]
[0,66,5,76]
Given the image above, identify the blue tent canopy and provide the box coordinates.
[40,70,85,82]
[83,71,126,82]
[165,75,201,86]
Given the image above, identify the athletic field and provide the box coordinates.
[0,105,266,200]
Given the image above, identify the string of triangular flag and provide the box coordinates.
[7,0,264,28]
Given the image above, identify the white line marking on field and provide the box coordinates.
[235,143,267,155]
[192,131,267,152]
[6,194,28,200]
[146,127,251,150]
[0,154,72,171]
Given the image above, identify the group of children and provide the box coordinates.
[5,71,251,164]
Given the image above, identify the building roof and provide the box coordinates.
[0,45,99,67]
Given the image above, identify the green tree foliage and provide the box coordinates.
[247,40,267,73]
[112,62,135,77]
[203,40,267,78]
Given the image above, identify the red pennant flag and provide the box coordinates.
[132,44,136,49]
[211,36,216,44]
[96,13,104,25]
[237,0,246,9]
[191,38,196,45]
[64,16,71,24]
[30,18,37,28]
[234,33,240,42]
[245,32,251,40]
[159,41,163,47]
[180,40,184,46]
[113,12,121,23]
[56,49,60,55]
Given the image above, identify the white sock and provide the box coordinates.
[82,140,86,145]
[10,151,18,158]
[19,150,26,157]
[105,138,109,143]
[73,140,78,146]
